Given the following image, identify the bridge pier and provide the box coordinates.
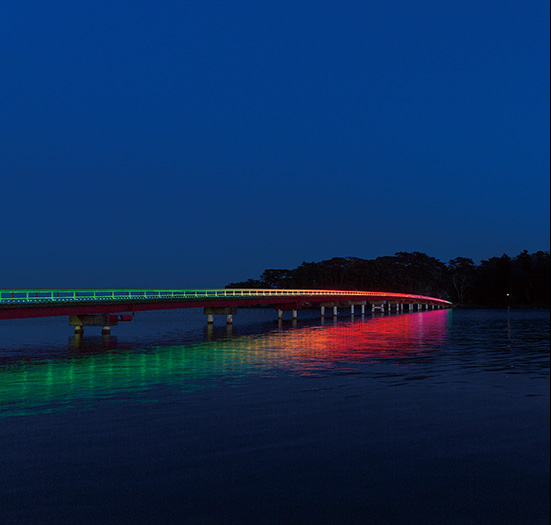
[348,301,367,316]
[274,302,304,321]
[320,306,325,318]
[70,314,118,335]
[204,306,237,325]
[333,305,338,317]
[68,313,133,335]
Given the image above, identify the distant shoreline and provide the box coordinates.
[452,304,550,310]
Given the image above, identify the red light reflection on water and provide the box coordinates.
[270,310,450,373]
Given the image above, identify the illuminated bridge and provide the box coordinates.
[0,288,452,334]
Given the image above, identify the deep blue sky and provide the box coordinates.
[1,1,549,288]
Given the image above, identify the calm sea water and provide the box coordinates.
[0,308,549,524]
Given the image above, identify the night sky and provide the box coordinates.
[1,1,549,288]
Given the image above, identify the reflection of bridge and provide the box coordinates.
[0,288,452,333]
[0,310,450,418]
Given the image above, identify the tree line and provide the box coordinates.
[226,250,550,307]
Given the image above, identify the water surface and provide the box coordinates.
[1,308,549,523]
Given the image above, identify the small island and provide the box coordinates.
[227,250,550,308]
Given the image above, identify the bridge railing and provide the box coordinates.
[0,289,452,306]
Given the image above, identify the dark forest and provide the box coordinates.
[226,250,550,307]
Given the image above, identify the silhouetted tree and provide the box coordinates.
[473,254,512,305]
[225,278,264,289]
[259,269,291,288]
[448,257,476,304]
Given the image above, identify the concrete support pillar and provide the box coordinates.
[70,314,115,335]
[292,310,298,320]
[409,304,413,312]
[278,309,283,320]
[361,304,365,314]
[350,305,354,315]
[320,306,325,318]
[400,303,404,312]
[205,306,237,325]
[333,306,338,317]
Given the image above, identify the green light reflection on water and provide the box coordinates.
[1,336,270,418]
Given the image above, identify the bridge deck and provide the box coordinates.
[0,289,451,320]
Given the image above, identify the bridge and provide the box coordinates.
[0,288,452,334]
